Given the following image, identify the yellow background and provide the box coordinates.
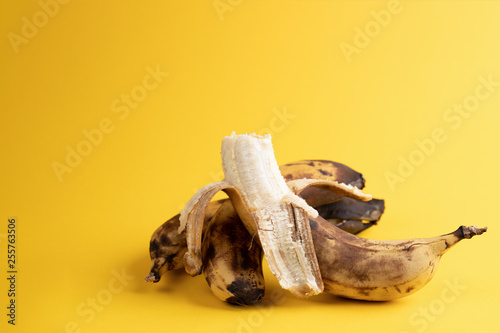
[1,0,499,332]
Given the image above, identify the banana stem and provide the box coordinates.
[457,225,488,239]
[436,225,488,256]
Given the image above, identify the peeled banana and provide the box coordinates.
[179,133,371,298]
[201,163,384,305]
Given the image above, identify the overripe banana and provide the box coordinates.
[179,133,372,297]
[310,216,487,301]
[146,158,379,283]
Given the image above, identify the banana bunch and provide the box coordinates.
[146,133,487,304]
[146,159,384,303]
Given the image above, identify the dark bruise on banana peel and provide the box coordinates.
[202,201,265,305]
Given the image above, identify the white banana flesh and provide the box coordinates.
[221,134,322,296]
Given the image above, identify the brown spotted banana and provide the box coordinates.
[145,159,382,283]
[178,133,372,298]
[309,215,487,301]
